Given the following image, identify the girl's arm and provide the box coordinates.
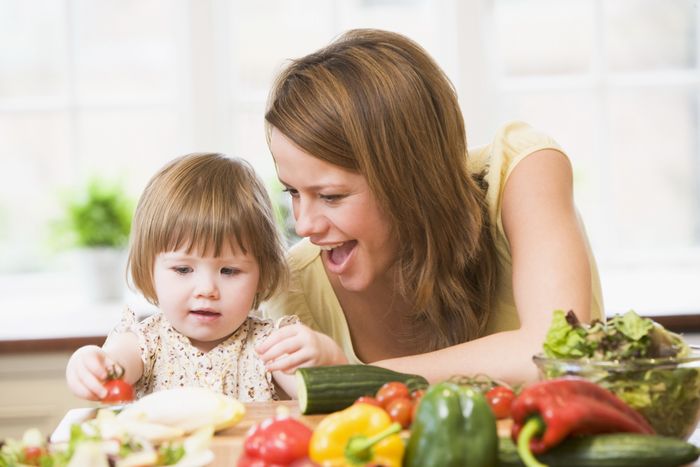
[373,149,593,385]
[102,331,144,385]
[271,371,298,399]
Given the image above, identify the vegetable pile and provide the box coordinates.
[541,309,700,438]
[0,387,245,467]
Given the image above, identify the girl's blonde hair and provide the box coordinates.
[128,153,286,306]
[265,29,498,351]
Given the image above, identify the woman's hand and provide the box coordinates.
[256,324,348,373]
[65,345,116,401]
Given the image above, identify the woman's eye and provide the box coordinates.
[320,193,344,202]
[282,187,299,198]
[221,267,240,276]
[173,266,192,274]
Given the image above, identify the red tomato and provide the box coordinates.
[375,382,410,408]
[385,396,414,429]
[23,446,45,465]
[485,386,515,419]
[410,389,425,401]
[354,395,383,408]
[102,378,134,404]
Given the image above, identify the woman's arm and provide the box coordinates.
[374,149,593,384]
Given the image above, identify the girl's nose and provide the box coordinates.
[195,274,219,299]
[293,199,326,238]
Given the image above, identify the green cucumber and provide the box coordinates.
[295,364,428,414]
[498,433,700,467]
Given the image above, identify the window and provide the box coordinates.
[1,0,697,319]
[488,0,700,315]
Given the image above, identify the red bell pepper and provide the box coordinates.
[511,377,653,465]
[237,413,315,467]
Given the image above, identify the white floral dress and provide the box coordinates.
[111,308,298,401]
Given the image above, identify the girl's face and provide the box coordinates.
[153,242,260,352]
[270,128,397,292]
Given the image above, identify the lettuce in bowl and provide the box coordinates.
[534,310,700,439]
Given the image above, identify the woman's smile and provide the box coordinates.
[323,240,358,273]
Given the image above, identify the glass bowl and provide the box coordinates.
[533,351,700,439]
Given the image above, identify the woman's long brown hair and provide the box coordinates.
[265,29,498,351]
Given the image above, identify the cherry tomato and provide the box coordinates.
[103,378,134,403]
[375,382,410,408]
[410,389,426,401]
[385,396,414,428]
[354,395,383,408]
[485,385,515,419]
[23,446,45,465]
[102,364,134,404]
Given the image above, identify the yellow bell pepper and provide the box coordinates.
[309,403,404,467]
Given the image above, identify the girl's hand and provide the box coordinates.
[256,324,348,373]
[65,345,116,401]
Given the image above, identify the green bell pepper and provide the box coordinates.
[404,381,498,467]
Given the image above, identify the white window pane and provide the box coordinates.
[77,109,183,194]
[0,0,67,98]
[494,0,593,76]
[337,0,437,47]
[72,0,180,100]
[230,104,277,183]
[0,112,71,272]
[229,0,336,92]
[608,89,698,249]
[605,0,696,71]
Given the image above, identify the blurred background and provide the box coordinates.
[1,0,699,320]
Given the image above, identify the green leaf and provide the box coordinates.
[614,310,654,341]
[543,309,590,358]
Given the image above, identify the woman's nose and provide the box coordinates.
[293,199,325,238]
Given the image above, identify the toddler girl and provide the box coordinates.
[66,153,346,401]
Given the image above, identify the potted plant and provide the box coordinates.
[55,177,133,302]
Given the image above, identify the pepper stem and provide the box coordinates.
[517,417,548,467]
[345,422,401,465]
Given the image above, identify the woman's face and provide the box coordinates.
[270,128,397,292]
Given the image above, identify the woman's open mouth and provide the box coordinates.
[321,240,357,272]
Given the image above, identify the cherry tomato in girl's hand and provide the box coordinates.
[102,364,134,404]
[485,385,515,419]
[375,382,410,408]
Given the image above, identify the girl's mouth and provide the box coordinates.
[190,309,221,321]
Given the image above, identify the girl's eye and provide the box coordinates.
[173,266,192,274]
[221,267,240,276]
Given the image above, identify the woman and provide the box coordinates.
[256,29,603,384]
